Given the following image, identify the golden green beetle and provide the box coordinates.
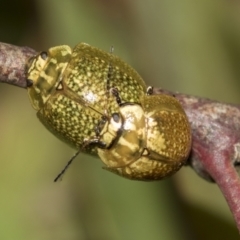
[26,42,191,181]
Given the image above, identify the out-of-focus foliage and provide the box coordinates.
[0,0,240,239]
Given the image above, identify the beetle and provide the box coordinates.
[26,42,191,181]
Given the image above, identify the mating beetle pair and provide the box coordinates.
[26,43,191,181]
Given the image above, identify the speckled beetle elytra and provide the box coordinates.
[26,42,191,181]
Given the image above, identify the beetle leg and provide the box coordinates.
[146,86,153,95]
[95,116,108,136]
[110,87,122,105]
[83,138,107,149]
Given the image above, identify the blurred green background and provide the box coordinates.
[1,0,240,239]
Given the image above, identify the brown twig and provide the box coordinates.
[1,42,240,232]
[0,42,36,88]
[154,89,240,232]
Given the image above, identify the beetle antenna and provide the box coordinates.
[54,149,81,182]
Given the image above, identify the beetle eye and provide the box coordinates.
[26,79,33,87]
[112,113,120,123]
[40,51,48,60]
